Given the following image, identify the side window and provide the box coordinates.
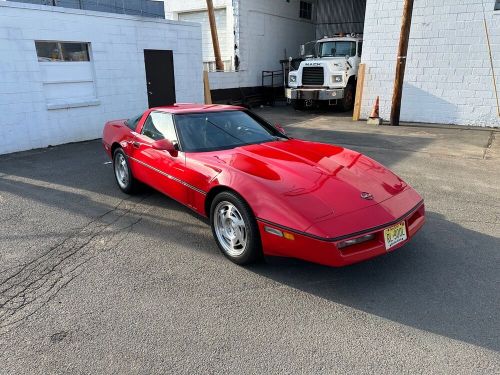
[141,112,177,142]
[126,113,143,131]
[358,42,363,57]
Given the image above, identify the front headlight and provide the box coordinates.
[332,75,343,83]
[289,74,297,83]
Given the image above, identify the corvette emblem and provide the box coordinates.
[360,192,374,200]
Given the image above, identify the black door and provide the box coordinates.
[144,50,176,108]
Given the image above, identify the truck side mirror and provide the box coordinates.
[300,44,305,57]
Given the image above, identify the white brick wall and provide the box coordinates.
[362,0,500,127]
[0,2,203,155]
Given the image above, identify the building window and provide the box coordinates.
[34,41,99,110]
[495,0,500,10]
[299,1,312,20]
[35,41,90,62]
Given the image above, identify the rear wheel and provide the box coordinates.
[113,148,137,194]
[210,191,262,265]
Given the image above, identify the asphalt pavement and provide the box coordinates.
[0,106,499,374]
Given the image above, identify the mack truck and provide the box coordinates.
[286,34,363,111]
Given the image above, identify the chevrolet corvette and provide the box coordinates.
[102,104,425,266]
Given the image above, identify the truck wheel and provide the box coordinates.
[338,83,355,112]
[291,99,304,110]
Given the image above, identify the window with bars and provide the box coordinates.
[299,1,313,20]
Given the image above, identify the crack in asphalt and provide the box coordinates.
[0,195,148,335]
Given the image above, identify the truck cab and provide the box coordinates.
[287,35,363,111]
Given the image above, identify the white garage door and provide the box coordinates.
[178,9,232,70]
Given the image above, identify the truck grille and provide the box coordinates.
[302,67,324,86]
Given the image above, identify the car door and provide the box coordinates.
[130,111,188,205]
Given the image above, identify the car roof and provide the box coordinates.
[149,103,245,114]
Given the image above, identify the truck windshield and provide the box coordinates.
[318,41,356,57]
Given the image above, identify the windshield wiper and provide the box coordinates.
[205,118,245,143]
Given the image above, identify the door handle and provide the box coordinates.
[132,141,140,149]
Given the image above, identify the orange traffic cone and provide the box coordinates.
[367,96,383,125]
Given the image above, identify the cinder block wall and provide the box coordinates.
[0,2,203,155]
[362,0,500,127]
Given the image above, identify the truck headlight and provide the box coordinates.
[332,75,343,83]
[289,74,297,83]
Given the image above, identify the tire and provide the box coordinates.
[338,83,355,111]
[113,148,137,194]
[291,99,304,110]
[210,191,263,265]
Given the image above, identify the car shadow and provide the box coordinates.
[246,211,500,352]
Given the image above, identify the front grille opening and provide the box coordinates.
[302,67,324,86]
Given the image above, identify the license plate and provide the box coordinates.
[383,221,407,250]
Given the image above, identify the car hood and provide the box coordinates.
[202,139,408,224]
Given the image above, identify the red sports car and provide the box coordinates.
[102,104,425,267]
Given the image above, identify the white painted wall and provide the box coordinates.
[362,0,500,127]
[0,1,203,155]
[166,0,316,89]
[165,0,234,70]
[231,0,316,88]
[178,8,234,70]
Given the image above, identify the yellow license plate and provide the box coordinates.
[383,221,407,250]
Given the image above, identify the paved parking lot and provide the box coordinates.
[0,106,499,374]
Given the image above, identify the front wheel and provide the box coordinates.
[338,83,355,111]
[113,148,137,194]
[210,191,263,265]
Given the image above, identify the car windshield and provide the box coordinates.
[174,110,285,152]
[318,41,356,57]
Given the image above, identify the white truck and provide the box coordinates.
[286,34,363,111]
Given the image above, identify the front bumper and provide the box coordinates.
[258,202,425,267]
[287,87,345,101]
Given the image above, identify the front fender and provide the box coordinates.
[208,170,326,232]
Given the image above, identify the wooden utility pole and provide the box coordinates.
[206,0,224,71]
[390,0,414,126]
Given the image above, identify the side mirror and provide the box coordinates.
[300,44,305,57]
[275,123,286,135]
[152,139,178,157]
